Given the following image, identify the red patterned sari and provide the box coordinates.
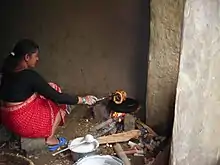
[0,82,67,138]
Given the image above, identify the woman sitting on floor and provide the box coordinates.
[0,39,98,152]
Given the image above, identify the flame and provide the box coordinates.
[111,112,126,121]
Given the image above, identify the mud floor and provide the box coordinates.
[30,105,101,165]
[27,106,144,165]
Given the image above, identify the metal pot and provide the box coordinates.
[73,155,124,165]
[71,149,97,162]
[68,137,99,162]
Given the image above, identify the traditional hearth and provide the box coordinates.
[90,96,140,137]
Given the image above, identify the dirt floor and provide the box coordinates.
[29,105,103,165]
[26,106,145,165]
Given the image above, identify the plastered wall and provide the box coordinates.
[0,0,149,118]
[146,0,185,133]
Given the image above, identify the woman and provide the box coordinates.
[0,39,98,152]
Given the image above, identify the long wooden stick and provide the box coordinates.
[97,130,141,144]
[113,143,131,165]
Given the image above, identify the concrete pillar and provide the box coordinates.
[171,0,220,164]
[146,0,185,133]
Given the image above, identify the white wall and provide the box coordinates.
[171,0,220,164]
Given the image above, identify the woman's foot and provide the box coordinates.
[46,137,68,152]
[46,136,59,145]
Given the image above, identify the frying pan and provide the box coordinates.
[107,98,139,113]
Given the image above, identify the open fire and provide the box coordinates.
[110,112,126,122]
[108,111,127,134]
[90,92,139,137]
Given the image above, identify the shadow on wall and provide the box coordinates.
[135,0,150,121]
[153,93,176,136]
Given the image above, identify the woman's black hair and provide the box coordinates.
[1,39,39,74]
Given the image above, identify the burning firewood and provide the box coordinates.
[90,110,127,137]
[90,118,114,132]
[93,121,117,138]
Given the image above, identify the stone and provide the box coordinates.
[21,138,47,154]
[0,125,12,143]
[171,1,220,165]
[124,114,136,131]
[92,103,109,122]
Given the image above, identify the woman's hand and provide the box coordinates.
[83,95,98,105]
[78,95,98,105]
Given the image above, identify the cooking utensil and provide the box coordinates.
[96,97,107,102]
[52,134,96,156]
[92,90,127,105]
[70,137,99,162]
[73,155,123,165]
[108,97,139,113]
[52,147,69,156]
